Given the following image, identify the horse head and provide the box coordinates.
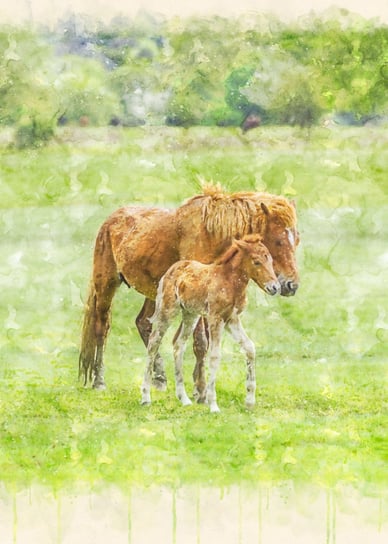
[259,201,300,296]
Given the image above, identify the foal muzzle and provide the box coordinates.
[264,281,281,296]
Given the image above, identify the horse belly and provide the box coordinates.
[123,244,178,299]
[109,207,180,299]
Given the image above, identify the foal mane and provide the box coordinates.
[215,242,240,266]
[188,183,297,241]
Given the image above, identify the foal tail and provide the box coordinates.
[148,275,165,325]
[78,282,98,386]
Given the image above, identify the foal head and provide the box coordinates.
[234,234,280,296]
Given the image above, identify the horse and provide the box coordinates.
[241,113,261,134]
[79,184,300,397]
[142,234,280,412]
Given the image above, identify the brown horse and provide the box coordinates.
[79,184,300,395]
[142,234,280,412]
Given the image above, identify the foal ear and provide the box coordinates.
[260,202,270,216]
[234,238,250,251]
[290,199,297,209]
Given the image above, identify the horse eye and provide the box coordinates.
[275,240,283,247]
[254,260,262,266]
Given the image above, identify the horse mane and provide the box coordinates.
[186,183,297,240]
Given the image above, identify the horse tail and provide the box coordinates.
[79,281,98,385]
[79,219,120,388]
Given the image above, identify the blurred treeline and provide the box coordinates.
[0,10,387,146]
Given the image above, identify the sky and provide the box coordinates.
[1,0,388,25]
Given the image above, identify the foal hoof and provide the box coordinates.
[153,375,167,392]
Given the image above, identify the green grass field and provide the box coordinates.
[0,126,387,497]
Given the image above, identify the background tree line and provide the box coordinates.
[0,9,387,146]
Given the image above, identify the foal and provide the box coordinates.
[141,234,280,412]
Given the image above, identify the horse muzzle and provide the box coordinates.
[280,279,299,297]
[264,281,281,296]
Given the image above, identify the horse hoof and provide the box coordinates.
[93,382,106,391]
[141,400,151,407]
[153,379,167,392]
[193,388,206,404]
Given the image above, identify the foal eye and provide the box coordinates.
[275,240,283,247]
[253,260,262,266]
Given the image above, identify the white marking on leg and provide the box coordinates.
[206,321,224,413]
[141,356,153,405]
[227,315,256,408]
[173,314,198,406]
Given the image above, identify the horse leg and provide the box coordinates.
[192,317,209,403]
[136,298,167,391]
[173,314,199,406]
[226,315,256,409]
[93,275,120,389]
[205,319,224,413]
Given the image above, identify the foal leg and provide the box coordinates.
[173,314,199,406]
[136,298,167,391]
[141,317,169,405]
[226,315,256,409]
[192,317,208,403]
[206,319,225,413]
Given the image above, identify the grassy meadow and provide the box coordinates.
[0,126,387,497]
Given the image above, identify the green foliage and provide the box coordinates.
[272,75,322,127]
[202,105,243,127]
[2,12,388,131]
[14,115,55,148]
[0,28,59,127]
[225,67,256,118]
[55,56,122,125]
[165,98,196,127]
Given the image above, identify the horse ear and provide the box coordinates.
[260,202,270,216]
[290,199,297,209]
